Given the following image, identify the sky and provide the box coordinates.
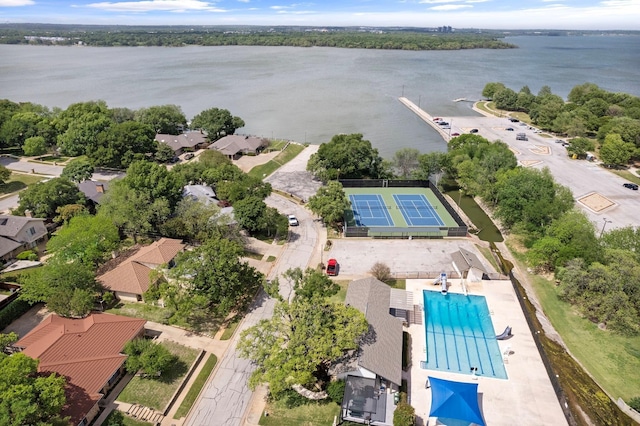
[1,0,639,30]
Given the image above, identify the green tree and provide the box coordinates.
[190,107,244,140]
[233,196,267,233]
[134,104,187,135]
[282,267,340,301]
[14,177,86,218]
[155,142,176,163]
[307,181,350,227]
[493,87,518,110]
[414,151,450,181]
[0,353,68,426]
[238,291,368,399]
[91,121,157,169]
[22,135,48,156]
[54,204,87,224]
[482,82,506,99]
[601,226,640,252]
[392,147,421,178]
[46,213,120,266]
[530,94,565,129]
[123,338,176,376]
[307,133,389,182]
[599,133,635,167]
[19,260,99,318]
[119,160,185,210]
[393,393,415,426]
[566,137,595,158]
[0,165,10,185]
[0,332,18,354]
[61,157,94,182]
[56,111,112,156]
[170,237,263,316]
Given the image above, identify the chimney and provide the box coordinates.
[96,184,104,193]
[24,209,33,218]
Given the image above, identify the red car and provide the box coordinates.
[451,132,460,137]
[326,259,338,276]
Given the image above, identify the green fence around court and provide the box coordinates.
[341,179,468,239]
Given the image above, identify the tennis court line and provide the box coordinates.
[349,194,394,227]
[393,194,445,227]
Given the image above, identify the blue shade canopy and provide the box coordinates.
[428,377,485,426]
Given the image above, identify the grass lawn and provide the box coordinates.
[220,314,242,340]
[173,353,218,419]
[475,244,500,273]
[117,341,199,411]
[385,278,406,289]
[244,251,264,260]
[506,241,640,401]
[0,174,45,196]
[106,302,174,325]
[608,169,640,185]
[248,143,305,179]
[329,280,350,304]
[259,400,340,426]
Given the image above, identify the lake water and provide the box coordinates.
[1,35,639,157]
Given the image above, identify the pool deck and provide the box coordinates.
[406,278,568,426]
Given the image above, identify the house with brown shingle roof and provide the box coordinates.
[14,313,146,426]
[0,214,48,261]
[208,134,268,160]
[155,131,208,155]
[98,238,185,302]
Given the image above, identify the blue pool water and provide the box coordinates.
[422,290,507,379]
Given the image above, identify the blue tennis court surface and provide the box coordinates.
[393,194,445,227]
[422,291,507,379]
[349,194,394,227]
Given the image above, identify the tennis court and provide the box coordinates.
[349,194,394,227]
[393,194,445,227]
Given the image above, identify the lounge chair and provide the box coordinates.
[496,325,512,340]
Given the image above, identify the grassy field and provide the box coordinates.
[328,280,350,304]
[248,143,305,179]
[609,169,640,185]
[0,173,45,196]
[117,341,198,411]
[507,242,640,401]
[173,353,218,419]
[106,302,220,335]
[474,244,500,272]
[259,400,341,426]
[220,314,242,340]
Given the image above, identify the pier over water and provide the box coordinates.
[399,96,451,142]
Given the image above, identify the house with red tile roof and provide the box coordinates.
[14,313,146,426]
[98,238,185,302]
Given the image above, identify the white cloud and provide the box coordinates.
[0,0,34,6]
[84,0,223,13]
[430,4,473,10]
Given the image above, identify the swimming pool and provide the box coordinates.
[422,290,508,379]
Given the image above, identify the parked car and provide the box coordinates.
[451,132,460,137]
[433,117,442,121]
[623,183,639,190]
[288,214,299,226]
[184,153,195,160]
[469,129,478,133]
[555,139,564,144]
[326,258,338,276]
[438,121,449,126]
[506,127,514,131]
[509,118,519,122]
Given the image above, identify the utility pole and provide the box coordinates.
[599,217,612,238]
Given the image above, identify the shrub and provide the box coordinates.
[393,392,415,426]
[370,262,391,282]
[279,388,311,409]
[16,250,38,261]
[628,397,640,412]
[327,379,345,404]
[0,299,32,330]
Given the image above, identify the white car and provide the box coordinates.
[288,215,299,226]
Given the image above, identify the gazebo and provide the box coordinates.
[428,377,485,426]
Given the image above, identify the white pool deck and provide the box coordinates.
[406,278,568,426]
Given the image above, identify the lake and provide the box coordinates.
[1,35,639,157]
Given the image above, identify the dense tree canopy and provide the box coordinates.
[392,147,421,178]
[134,104,187,135]
[307,133,389,182]
[123,338,176,377]
[190,107,244,140]
[14,177,86,218]
[61,157,94,182]
[307,181,350,227]
[0,353,68,426]
[238,267,367,399]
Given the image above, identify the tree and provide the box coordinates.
[392,147,421,178]
[155,142,176,163]
[307,133,389,182]
[19,260,100,318]
[0,353,68,426]
[91,121,157,169]
[281,267,340,302]
[61,157,94,182]
[493,87,518,110]
[0,332,18,354]
[46,213,120,266]
[238,288,367,399]
[123,338,176,377]
[119,160,185,210]
[482,82,506,99]
[22,136,48,156]
[233,196,267,233]
[307,181,350,227]
[599,133,635,167]
[0,165,10,185]
[14,177,86,218]
[414,151,450,181]
[370,262,392,282]
[56,111,112,156]
[394,393,415,426]
[566,137,595,158]
[134,104,187,135]
[170,237,263,316]
[190,107,244,140]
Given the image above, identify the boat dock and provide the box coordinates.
[398,97,451,142]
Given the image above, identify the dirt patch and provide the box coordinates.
[577,192,615,212]
[520,160,543,167]
[233,151,279,173]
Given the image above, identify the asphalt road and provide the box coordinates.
[184,193,322,426]
[440,115,640,231]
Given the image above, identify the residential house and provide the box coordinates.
[77,180,109,210]
[98,238,185,302]
[13,313,147,426]
[0,214,48,262]
[182,184,236,224]
[208,135,268,160]
[338,277,404,426]
[155,131,208,156]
